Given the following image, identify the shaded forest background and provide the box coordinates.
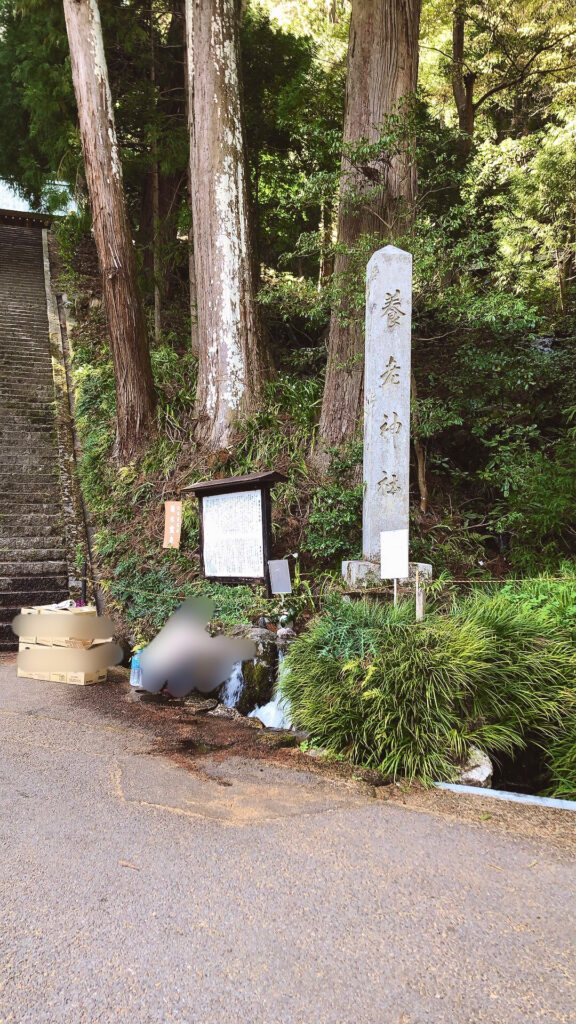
[1,0,575,640]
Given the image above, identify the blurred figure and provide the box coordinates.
[138,598,254,698]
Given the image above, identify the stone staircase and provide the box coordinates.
[0,221,70,651]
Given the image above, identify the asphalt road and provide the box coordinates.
[1,663,575,1024]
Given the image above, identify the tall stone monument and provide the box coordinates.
[364,245,412,560]
[343,245,425,590]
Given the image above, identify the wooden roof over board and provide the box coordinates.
[181,470,287,496]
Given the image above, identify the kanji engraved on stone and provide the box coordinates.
[378,472,401,495]
[380,355,401,388]
[381,289,405,329]
[380,412,402,435]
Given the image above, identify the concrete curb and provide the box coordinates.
[435,782,576,812]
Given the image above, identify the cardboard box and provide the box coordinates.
[19,610,38,644]
[19,605,98,645]
[66,668,107,686]
[17,667,107,686]
[52,637,93,649]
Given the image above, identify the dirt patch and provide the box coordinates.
[95,668,377,791]
[7,656,576,846]
[378,779,576,850]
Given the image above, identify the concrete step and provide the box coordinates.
[0,561,68,577]
[0,502,63,516]
[0,381,54,392]
[0,496,61,509]
[0,536,65,552]
[0,574,68,592]
[0,417,54,430]
[0,471,59,483]
[0,372,52,379]
[0,493,62,505]
[0,522,64,540]
[0,499,62,514]
[0,460,60,475]
[0,510,64,527]
[0,396,55,407]
[0,449,59,462]
[0,543,68,557]
[0,589,69,608]
[0,429,57,441]
[0,486,61,500]
[0,451,59,465]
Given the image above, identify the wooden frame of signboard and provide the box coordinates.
[181,470,287,596]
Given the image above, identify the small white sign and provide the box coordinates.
[268,559,292,595]
[380,529,409,579]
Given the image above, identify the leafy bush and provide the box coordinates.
[501,565,576,639]
[303,483,363,562]
[281,592,576,784]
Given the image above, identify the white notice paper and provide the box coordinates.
[380,529,409,579]
[202,490,264,578]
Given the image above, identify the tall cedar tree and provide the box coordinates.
[63,0,156,461]
[186,0,271,449]
[316,0,421,459]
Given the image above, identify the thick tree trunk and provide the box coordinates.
[316,0,421,460]
[150,2,161,343]
[451,3,476,155]
[63,0,155,462]
[185,0,270,449]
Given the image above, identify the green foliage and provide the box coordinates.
[304,484,363,562]
[546,723,576,800]
[96,539,266,642]
[281,591,576,785]
[501,567,576,638]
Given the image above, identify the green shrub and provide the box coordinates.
[501,565,576,639]
[282,603,489,781]
[452,590,572,753]
[281,592,576,784]
[303,484,363,562]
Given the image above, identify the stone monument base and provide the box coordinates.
[342,560,433,589]
[342,560,380,588]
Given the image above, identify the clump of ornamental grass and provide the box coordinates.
[545,720,576,800]
[280,593,576,785]
[451,589,574,754]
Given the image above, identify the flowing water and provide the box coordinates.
[219,660,245,708]
[247,653,293,730]
[220,652,293,729]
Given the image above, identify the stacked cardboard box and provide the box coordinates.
[18,605,110,685]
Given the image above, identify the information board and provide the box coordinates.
[202,489,264,578]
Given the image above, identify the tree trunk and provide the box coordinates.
[451,3,476,155]
[315,0,421,462]
[185,0,270,449]
[150,1,161,343]
[63,0,155,462]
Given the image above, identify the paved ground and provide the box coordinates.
[1,662,575,1024]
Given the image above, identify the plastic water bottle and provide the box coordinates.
[129,651,142,688]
